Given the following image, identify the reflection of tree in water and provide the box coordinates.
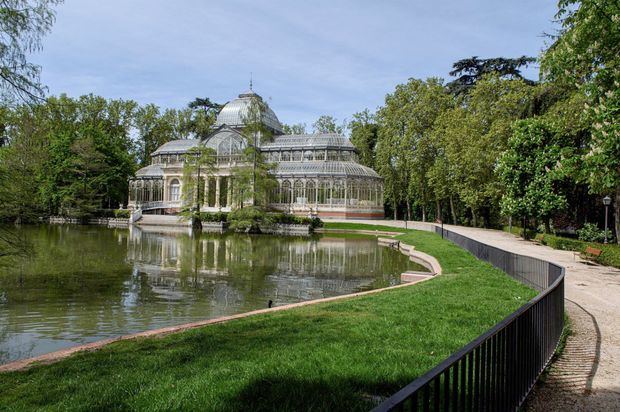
[1,226,417,364]
[126,229,417,307]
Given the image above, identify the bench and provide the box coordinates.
[582,246,603,261]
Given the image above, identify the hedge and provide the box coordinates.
[536,233,620,269]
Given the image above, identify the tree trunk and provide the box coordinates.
[393,196,398,220]
[472,211,477,227]
[436,200,441,222]
[421,204,426,222]
[615,187,620,245]
[450,196,457,225]
[545,218,551,234]
[406,199,411,221]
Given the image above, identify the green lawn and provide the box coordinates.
[0,229,536,411]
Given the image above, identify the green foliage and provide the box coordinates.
[231,96,278,208]
[0,229,535,410]
[198,211,228,222]
[113,209,130,219]
[0,0,63,103]
[182,144,216,210]
[447,55,536,95]
[349,109,378,168]
[312,115,344,134]
[266,213,322,228]
[227,206,266,232]
[281,123,307,134]
[576,223,614,243]
[497,118,569,225]
[536,233,620,269]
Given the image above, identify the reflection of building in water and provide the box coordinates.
[126,227,402,304]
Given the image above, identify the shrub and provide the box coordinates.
[536,233,620,269]
[228,207,265,232]
[577,223,614,243]
[199,212,228,222]
[113,209,131,219]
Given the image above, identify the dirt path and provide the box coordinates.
[329,220,620,410]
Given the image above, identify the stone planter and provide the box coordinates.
[201,221,229,233]
[261,223,312,236]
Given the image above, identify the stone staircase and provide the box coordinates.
[136,214,190,227]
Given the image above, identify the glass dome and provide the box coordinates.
[215,90,283,134]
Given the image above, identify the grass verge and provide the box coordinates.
[323,221,409,233]
[0,229,536,411]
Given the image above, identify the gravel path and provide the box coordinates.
[329,220,620,410]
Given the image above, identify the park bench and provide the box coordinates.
[582,246,603,262]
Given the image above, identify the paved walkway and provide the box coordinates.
[329,220,620,411]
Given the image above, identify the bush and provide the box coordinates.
[199,212,228,223]
[536,233,620,269]
[228,207,265,232]
[265,213,323,229]
[113,209,131,219]
[577,223,614,243]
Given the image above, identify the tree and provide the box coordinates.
[281,122,306,134]
[349,109,378,168]
[541,0,620,243]
[447,56,536,95]
[181,144,216,229]
[0,0,63,102]
[436,75,536,226]
[187,97,221,139]
[498,119,570,236]
[312,115,344,134]
[231,96,277,208]
[376,78,453,221]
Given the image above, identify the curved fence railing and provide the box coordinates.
[373,226,565,411]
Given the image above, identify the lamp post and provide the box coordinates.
[603,196,611,244]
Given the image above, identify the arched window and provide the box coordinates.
[281,180,292,204]
[281,151,291,161]
[306,181,317,204]
[293,180,304,204]
[303,151,313,161]
[292,151,302,161]
[327,150,339,161]
[169,179,180,201]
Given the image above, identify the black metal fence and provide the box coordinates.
[373,226,565,411]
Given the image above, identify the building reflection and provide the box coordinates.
[126,226,402,307]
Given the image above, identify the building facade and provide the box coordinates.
[127,89,384,219]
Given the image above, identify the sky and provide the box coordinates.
[33,0,560,129]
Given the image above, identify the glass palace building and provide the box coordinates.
[128,89,384,219]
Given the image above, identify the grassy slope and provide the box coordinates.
[0,229,536,411]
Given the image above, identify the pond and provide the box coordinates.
[0,225,424,364]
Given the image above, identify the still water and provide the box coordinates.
[0,225,422,364]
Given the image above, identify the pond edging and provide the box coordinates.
[0,233,443,373]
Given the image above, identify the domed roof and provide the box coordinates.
[274,161,381,179]
[215,90,283,133]
[262,134,355,150]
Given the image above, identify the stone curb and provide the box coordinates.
[0,244,442,373]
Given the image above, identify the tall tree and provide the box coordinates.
[312,115,344,134]
[497,118,570,235]
[541,0,620,243]
[187,97,221,139]
[0,0,63,102]
[281,122,307,134]
[447,56,536,95]
[232,96,277,208]
[349,109,378,168]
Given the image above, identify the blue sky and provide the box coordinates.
[34,0,560,128]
